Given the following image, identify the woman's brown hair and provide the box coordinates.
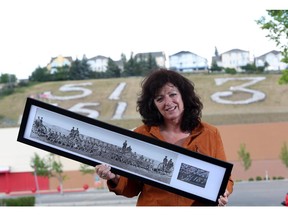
[136,68,203,132]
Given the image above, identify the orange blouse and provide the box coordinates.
[107,121,234,206]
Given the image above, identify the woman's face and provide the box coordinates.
[154,82,184,122]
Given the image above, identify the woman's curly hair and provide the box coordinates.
[136,68,203,132]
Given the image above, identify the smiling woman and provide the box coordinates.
[95,68,234,206]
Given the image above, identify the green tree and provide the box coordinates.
[123,52,139,77]
[224,68,237,74]
[210,61,222,72]
[238,143,252,171]
[30,153,50,193]
[29,66,51,82]
[30,153,50,176]
[47,154,66,194]
[30,153,66,194]
[240,62,267,73]
[134,54,147,76]
[0,73,17,96]
[240,63,257,73]
[0,73,17,83]
[120,53,127,65]
[69,58,93,80]
[51,65,70,81]
[141,53,159,75]
[279,69,288,84]
[106,58,121,78]
[256,10,288,84]
[280,142,288,168]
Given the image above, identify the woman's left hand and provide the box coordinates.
[218,189,229,206]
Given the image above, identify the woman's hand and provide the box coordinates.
[95,164,120,184]
[218,190,229,206]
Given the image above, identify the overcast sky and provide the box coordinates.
[0,0,286,79]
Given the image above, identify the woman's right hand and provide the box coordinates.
[95,164,120,184]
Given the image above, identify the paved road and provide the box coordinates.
[229,180,288,206]
[35,189,137,206]
[30,180,288,206]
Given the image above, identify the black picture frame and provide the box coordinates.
[17,97,233,205]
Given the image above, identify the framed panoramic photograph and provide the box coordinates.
[17,97,233,205]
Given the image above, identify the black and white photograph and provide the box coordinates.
[18,97,233,205]
[30,109,178,185]
[177,163,209,188]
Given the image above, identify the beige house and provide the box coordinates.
[46,55,73,73]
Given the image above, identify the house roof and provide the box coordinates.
[134,51,165,59]
[169,51,208,61]
[221,48,249,55]
[88,55,109,61]
[49,56,73,64]
[169,51,198,57]
[255,50,281,59]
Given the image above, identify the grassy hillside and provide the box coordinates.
[0,73,288,129]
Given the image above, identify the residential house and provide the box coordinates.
[169,51,208,72]
[215,49,250,72]
[87,55,109,72]
[255,50,287,71]
[46,55,73,73]
[134,51,166,68]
